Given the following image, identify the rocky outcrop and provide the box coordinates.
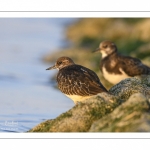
[89,93,150,132]
[28,93,121,132]
[28,75,150,132]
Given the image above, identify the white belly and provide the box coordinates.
[102,67,130,84]
[65,94,92,104]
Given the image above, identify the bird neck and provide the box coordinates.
[101,50,117,59]
[101,51,108,58]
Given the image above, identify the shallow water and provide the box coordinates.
[0,18,76,132]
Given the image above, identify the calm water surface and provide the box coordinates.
[0,18,76,132]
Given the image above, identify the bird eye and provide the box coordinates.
[58,61,62,65]
[103,45,107,48]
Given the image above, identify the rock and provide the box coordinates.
[28,93,121,132]
[89,93,150,132]
[28,75,150,132]
[109,76,150,102]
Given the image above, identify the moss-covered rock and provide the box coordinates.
[28,93,121,132]
[28,75,150,132]
[89,93,150,132]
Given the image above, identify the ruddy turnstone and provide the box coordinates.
[46,56,108,104]
[93,40,150,84]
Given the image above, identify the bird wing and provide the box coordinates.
[57,65,107,96]
[119,55,150,76]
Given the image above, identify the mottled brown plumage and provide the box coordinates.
[94,41,150,84]
[46,56,108,104]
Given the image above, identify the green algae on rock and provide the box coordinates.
[28,93,121,132]
[89,93,150,132]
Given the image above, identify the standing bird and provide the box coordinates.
[46,56,108,104]
[93,40,150,84]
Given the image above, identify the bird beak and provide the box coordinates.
[92,47,100,53]
[46,65,57,70]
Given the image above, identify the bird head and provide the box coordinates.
[46,56,75,70]
[93,40,118,58]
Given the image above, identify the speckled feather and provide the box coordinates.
[57,64,107,96]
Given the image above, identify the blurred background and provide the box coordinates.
[0,18,150,132]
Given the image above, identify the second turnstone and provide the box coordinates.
[93,40,150,84]
[46,56,108,104]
